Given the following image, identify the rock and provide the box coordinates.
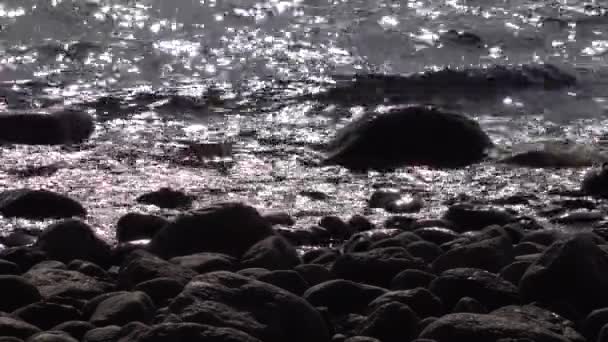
[169,271,330,342]
[89,291,155,326]
[26,331,78,342]
[303,279,387,314]
[442,204,516,232]
[432,235,514,273]
[256,270,309,296]
[0,109,94,145]
[584,308,608,341]
[323,106,494,171]
[35,219,111,266]
[406,241,442,263]
[67,260,109,280]
[331,247,427,287]
[552,210,604,224]
[413,227,460,245]
[499,261,532,285]
[302,248,338,265]
[236,268,271,278]
[419,313,571,342]
[430,268,519,311]
[452,297,487,314]
[319,216,355,239]
[440,29,482,46]
[240,236,300,270]
[29,260,67,271]
[51,321,95,340]
[357,302,420,342]
[368,190,401,209]
[383,216,416,230]
[345,337,381,342]
[0,189,85,220]
[0,338,23,342]
[12,302,81,330]
[520,233,608,316]
[170,253,237,274]
[134,323,262,342]
[329,313,366,336]
[513,242,545,256]
[390,269,437,290]
[0,276,41,312]
[520,229,567,246]
[369,288,444,318]
[134,278,185,307]
[499,141,608,167]
[262,212,295,226]
[0,259,19,275]
[148,202,274,259]
[115,213,168,242]
[582,164,608,198]
[0,247,47,271]
[0,231,36,248]
[23,268,113,299]
[347,215,375,232]
[136,188,193,209]
[0,317,40,339]
[118,250,197,289]
[369,232,422,250]
[385,195,424,214]
[294,264,335,286]
[598,324,608,342]
[82,326,120,342]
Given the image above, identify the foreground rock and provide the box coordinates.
[323,106,494,171]
[136,188,194,209]
[89,291,155,326]
[0,189,86,220]
[118,250,197,289]
[148,202,274,258]
[0,317,40,339]
[169,271,331,342]
[135,323,262,342]
[115,213,168,242]
[23,267,113,299]
[0,275,41,312]
[582,164,608,198]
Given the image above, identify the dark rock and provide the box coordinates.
[118,250,197,289]
[303,279,387,314]
[331,247,427,287]
[319,216,355,239]
[369,288,444,318]
[344,337,381,342]
[29,260,66,271]
[430,268,519,311]
[552,210,604,224]
[347,215,375,232]
[113,322,150,342]
[418,317,437,332]
[500,141,608,168]
[26,331,78,342]
[256,270,309,296]
[0,232,36,248]
[406,241,442,263]
[115,213,168,242]
[520,233,608,315]
[89,291,155,326]
[419,313,570,342]
[443,204,516,232]
[12,302,81,330]
[0,259,19,275]
[323,106,493,171]
[0,317,40,339]
[0,338,22,342]
[598,324,608,342]
[240,236,300,270]
[384,216,416,230]
[582,164,608,198]
[82,292,129,318]
[513,242,546,256]
[170,253,237,274]
[52,321,95,340]
[302,248,338,265]
[169,271,330,342]
[368,190,401,208]
[0,109,94,145]
[67,260,108,280]
[0,189,85,220]
[357,302,420,342]
[432,235,514,273]
[584,308,608,341]
[35,219,111,266]
[148,202,274,259]
[330,313,366,336]
[134,278,184,307]
[134,323,262,342]
[136,188,193,209]
[385,195,424,214]
[369,232,422,251]
[520,229,566,246]
[499,261,532,285]
[236,268,271,278]
[23,268,113,299]
[452,297,487,314]
[413,227,460,245]
[0,276,41,312]
[390,269,437,290]
[440,29,482,46]
[82,326,120,342]
[294,264,335,286]
[262,212,295,226]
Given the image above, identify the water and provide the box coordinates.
[0,0,607,240]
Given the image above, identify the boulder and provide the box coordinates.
[67,260,109,280]
[115,213,168,242]
[303,279,387,314]
[294,264,335,286]
[0,276,41,312]
[0,247,47,271]
[413,227,460,245]
[0,109,94,145]
[499,140,608,167]
[499,261,532,285]
[0,189,85,220]
[51,321,95,340]
[442,204,516,232]
[136,188,193,209]
[169,271,330,342]
[26,331,78,342]
[12,302,81,330]
[368,288,444,318]
[133,323,262,342]
[0,317,40,339]
[356,302,420,342]
[582,164,608,198]
[23,268,113,299]
[584,308,608,341]
[432,235,514,273]
[390,269,437,290]
[170,253,237,274]
[319,216,355,239]
[89,291,155,326]
[406,241,442,263]
[255,270,310,296]
[148,202,274,259]
[452,297,487,314]
[82,326,120,342]
[323,106,494,171]
[0,259,19,275]
[29,261,66,271]
[118,250,197,289]
[240,236,300,270]
[133,278,185,307]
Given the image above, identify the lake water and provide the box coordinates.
[0,0,607,240]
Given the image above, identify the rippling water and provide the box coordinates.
[0,0,608,240]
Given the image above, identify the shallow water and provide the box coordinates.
[0,0,608,241]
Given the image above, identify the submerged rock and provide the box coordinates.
[499,140,608,167]
[323,106,493,171]
[0,109,94,145]
[0,189,86,220]
[136,188,194,209]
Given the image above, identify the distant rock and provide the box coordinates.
[0,189,85,220]
[115,213,168,242]
[499,140,608,168]
[442,204,516,232]
[0,109,94,145]
[136,188,194,209]
[303,279,387,314]
[323,106,493,171]
[582,164,608,198]
[356,302,420,342]
[118,250,197,289]
[135,323,262,342]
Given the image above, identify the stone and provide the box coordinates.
[432,235,514,273]
[303,279,387,314]
[26,331,78,342]
[519,233,608,315]
[368,190,401,209]
[319,216,355,239]
[0,232,36,248]
[51,321,95,340]
[513,242,545,256]
[419,313,570,342]
[357,302,420,342]
[0,189,85,220]
[406,241,442,263]
[255,270,309,296]
[390,269,437,290]
[0,259,19,275]
[35,219,111,266]
[0,247,47,271]
[0,276,41,312]
[29,260,66,271]
[413,227,460,245]
[23,268,113,299]
[347,215,375,232]
[429,268,519,311]
[134,323,262,342]
[369,288,444,318]
[345,338,381,342]
[0,109,94,145]
[499,261,532,285]
[67,260,109,280]
[262,212,295,227]
[582,164,608,198]
[302,248,338,265]
[136,188,193,209]
[323,106,494,171]
[240,236,300,270]
[148,202,274,259]
[118,250,197,289]
[520,229,567,246]
[134,278,184,307]
[89,291,155,326]
[442,204,516,232]
[499,141,608,168]
[169,271,330,342]
[170,253,237,274]
[452,297,487,314]
[0,316,40,339]
[82,326,120,342]
[12,302,81,330]
[115,213,168,242]
[294,264,335,286]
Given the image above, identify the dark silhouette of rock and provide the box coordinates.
[0,189,85,220]
[0,259,19,275]
[368,190,401,209]
[347,215,375,232]
[0,109,94,145]
[82,326,120,342]
[134,323,262,342]
[344,337,381,342]
[513,242,546,256]
[26,331,78,342]
[356,302,420,342]
[0,247,47,271]
[303,279,387,314]
[262,212,296,226]
[323,106,493,171]
[584,308,608,341]
[136,188,194,209]
[520,229,567,246]
[52,321,95,340]
[170,253,237,274]
[35,219,111,266]
[499,261,532,285]
[240,236,300,270]
[294,264,335,286]
[169,271,330,342]
[413,227,460,245]
[442,204,516,232]
[134,278,185,307]
[390,269,437,290]
[148,202,274,259]
[12,302,81,330]
[0,276,41,312]
[369,288,444,318]
[23,268,113,299]
[29,260,67,271]
[406,241,442,263]
[0,317,40,340]
[118,250,197,289]
[319,216,355,239]
[520,233,608,316]
[432,235,514,273]
[582,164,608,198]
[302,248,338,265]
[452,297,487,314]
[115,213,168,242]
[89,291,155,326]
[67,260,109,280]
[255,270,310,296]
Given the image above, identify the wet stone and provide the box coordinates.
[115,213,168,243]
[136,187,194,209]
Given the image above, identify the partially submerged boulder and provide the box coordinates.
[0,109,94,145]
